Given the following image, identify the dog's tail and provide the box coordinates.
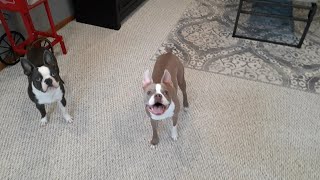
[165,46,174,53]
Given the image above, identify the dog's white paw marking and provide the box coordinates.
[171,126,178,141]
[172,135,178,141]
[183,107,189,112]
[40,116,48,127]
[64,114,73,123]
[150,144,156,149]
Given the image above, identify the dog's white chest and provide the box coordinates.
[151,102,175,121]
[32,84,63,104]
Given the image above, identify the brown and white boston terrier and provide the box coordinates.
[143,48,189,146]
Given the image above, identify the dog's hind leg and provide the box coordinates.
[177,69,189,110]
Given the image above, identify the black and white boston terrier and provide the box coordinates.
[21,47,73,126]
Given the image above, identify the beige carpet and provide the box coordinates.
[0,0,320,179]
[153,0,320,94]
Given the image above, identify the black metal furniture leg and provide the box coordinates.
[232,0,244,37]
[297,3,317,48]
[232,0,317,48]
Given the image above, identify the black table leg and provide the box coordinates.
[232,0,244,37]
[297,3,317,48]
[232,0,317,48]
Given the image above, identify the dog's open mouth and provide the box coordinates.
[147,103,169,115]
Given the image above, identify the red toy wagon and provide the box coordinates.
[0,0,67,65]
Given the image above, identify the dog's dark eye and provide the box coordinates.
[51,72,56,76]
[163,90,168,95]
[36,77,41,82]
[147,91,152,95]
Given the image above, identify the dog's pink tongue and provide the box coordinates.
[152,106,164,115]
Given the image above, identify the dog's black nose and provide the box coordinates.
[44,78,53,86]
[154,94,162,101]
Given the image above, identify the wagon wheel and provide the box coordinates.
[0,31,25,65]
[31,37,54,54]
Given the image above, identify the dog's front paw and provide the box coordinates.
[150,137,159,146]
[63,114,73,123]
[183,107,189,112]
[65,116,73,124]
[171,126,178,141]
[171,134,178,141]
[40,117,48,127]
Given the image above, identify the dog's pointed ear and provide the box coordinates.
[143,70,153,88]
[21,58,35,76]
[161,69,172,85]
[43,50,57,66]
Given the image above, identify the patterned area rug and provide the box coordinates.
[152,0,320,93]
